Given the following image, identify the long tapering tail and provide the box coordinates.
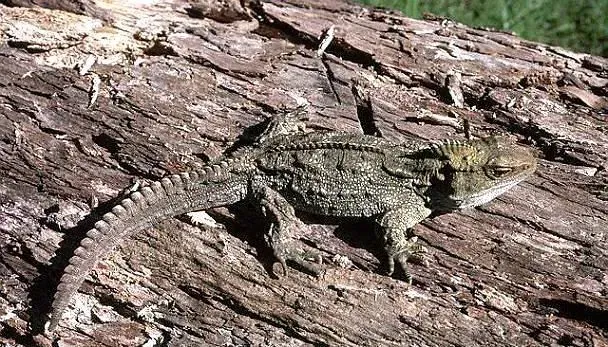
[48,163,249,331]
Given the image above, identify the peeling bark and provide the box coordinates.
[0,1,607,346]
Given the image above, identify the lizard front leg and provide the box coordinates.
[252,183,322,276]
[376,197,431,282]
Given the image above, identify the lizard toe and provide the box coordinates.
[386,236,426,283]
[271,242,324,277]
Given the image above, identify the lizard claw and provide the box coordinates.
[271,242,324,278]
[385,236,426,283]
[272,258,289,277]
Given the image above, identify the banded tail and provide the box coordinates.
[48,161,250,331]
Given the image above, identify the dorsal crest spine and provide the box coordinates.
[273,141,385,154]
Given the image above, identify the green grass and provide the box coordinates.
[357,0,608,57]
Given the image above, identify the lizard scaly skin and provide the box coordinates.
[47,112,536,331]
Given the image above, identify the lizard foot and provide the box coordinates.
[385,236,426,284]
[256,106,309,143]
[271,241,324,278]
[254,184,324,278]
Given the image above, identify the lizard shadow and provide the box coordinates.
[284,212,424,281]
[209,201,332,278]
[207,201,282,277]
[217,203,400,279]
[299,213,401,277]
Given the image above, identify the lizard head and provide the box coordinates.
[429,136,536,210]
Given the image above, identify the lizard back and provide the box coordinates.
[255,132,428,218]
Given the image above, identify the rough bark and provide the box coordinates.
[0,0,607,346]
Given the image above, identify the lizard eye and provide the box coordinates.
[488,166,513,178]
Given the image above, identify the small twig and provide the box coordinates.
[79,55,97,76]
[316,25,341,104]
[445,70,464,108]
[316,25,335,57]
[416,110,461,129]
[320,58,342,105]
[463,119,472,140]
[88,74,101,108]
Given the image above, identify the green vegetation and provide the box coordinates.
[357,0,608,56]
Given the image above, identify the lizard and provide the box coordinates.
[46,110,537,331]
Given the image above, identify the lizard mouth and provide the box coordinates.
[452,178,525,209]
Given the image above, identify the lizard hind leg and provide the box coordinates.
[255,106,309,144]
[252,184,323,277]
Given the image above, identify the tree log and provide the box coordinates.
[0,0,607,346]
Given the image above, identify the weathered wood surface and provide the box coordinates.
[0,0,607,346]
